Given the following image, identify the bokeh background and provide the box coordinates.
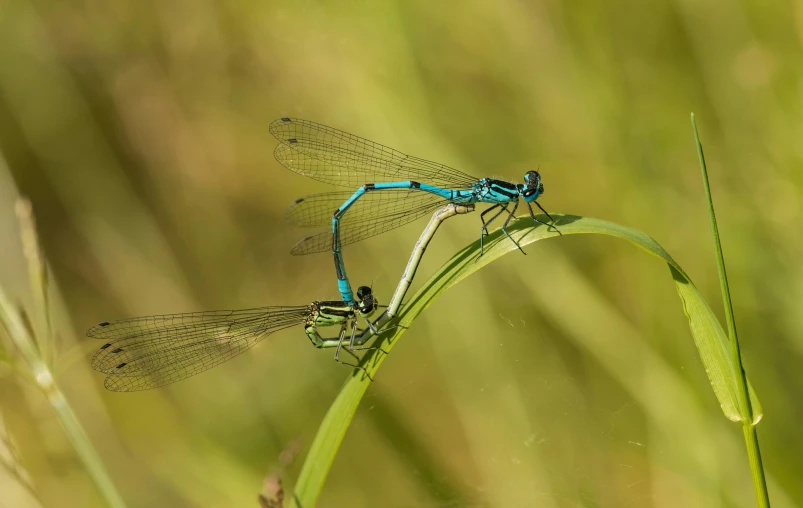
[1,0,802,506]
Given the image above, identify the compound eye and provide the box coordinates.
[358,296,378,315]
[356,286,372,300]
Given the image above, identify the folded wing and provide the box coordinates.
[88,306,309,391]
[270,117,476,189]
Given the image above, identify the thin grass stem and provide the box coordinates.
[691,113,770,508]
[0,199,128,508]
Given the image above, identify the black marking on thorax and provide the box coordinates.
[488,180,518,199]
[489,179,518,190]
[318,302,353,318]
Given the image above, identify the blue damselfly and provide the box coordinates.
[271,118,556,304]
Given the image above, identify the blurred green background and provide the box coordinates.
[1,0,801,506]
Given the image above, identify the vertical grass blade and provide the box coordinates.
[0,199,127,508]
[691,113,770,507]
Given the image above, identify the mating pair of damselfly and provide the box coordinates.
[89,118,554,391]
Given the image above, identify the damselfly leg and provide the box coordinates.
[479,203,510,256]
[379,322,408,333]
[502,200,526,255]
[332,321,373,378]
[479,204,502,236]
[348,315,395,355]
[527,201,561,235]
[479,199,554,257]
[358,321,407,342]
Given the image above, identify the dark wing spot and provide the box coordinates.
[111,348,123,353]
[288,138,298,144]
[115,362,127,369]
[99,321,110,327]
[100,343,111,349]
[281,117,291,122]
[294,197,304,204]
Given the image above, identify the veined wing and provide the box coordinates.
[286,190,448,255]
[270,118,477,189]
[88,306,309,391]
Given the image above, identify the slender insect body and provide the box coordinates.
[327,177,538,302]
[446,187,475,202]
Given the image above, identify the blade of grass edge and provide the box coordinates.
[290,214,761,507]
[691,113,770,508]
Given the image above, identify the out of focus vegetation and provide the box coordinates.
[0,1,801,507]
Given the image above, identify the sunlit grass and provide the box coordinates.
[691,114,769,507]
[291,211,763,507]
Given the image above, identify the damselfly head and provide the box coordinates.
[355,286,379,317]
[522,170,543,202]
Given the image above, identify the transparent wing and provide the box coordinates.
[285,190,449,255]
[87,306,310,391]
[270,118,477,189]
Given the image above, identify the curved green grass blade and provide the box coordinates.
[290,214,762,508]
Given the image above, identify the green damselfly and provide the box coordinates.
[88,286,378,391]
[87,204,474,391]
